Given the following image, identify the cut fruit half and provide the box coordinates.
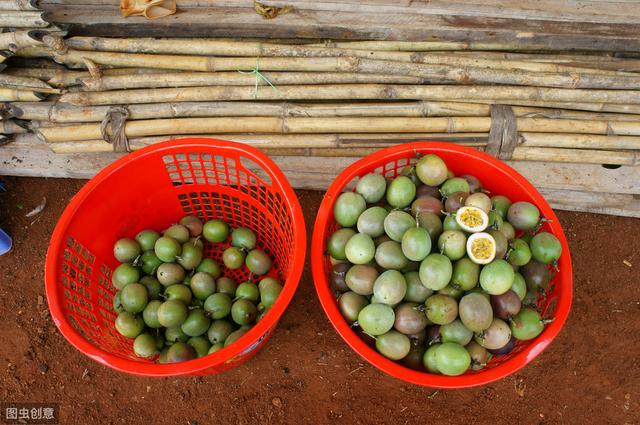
[455,206,489,233]
[466,232,497,265]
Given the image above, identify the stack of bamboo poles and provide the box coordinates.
[0,35,639,215]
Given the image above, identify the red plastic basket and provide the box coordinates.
[311,142,572,388]
[45,138,306,376]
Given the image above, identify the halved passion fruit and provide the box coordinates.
[455,206,489,233]
[466,232,496,265]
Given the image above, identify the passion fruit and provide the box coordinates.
[401,227,431,262]
[510,308,545,340]
[260,277,283,309]
[394,303,428,334]
[133,333,159,359]
[112,263,140,290]
[135,230,160,252]
[424,294,458,325]
[479,259,515,295]
[188,336,211,358]
[231,299,258,325]
[358,303,395,336]
[166,341,197,363]
[357,207,388,238]
[466,341,491,371]
[416,184,441,200]
[402,345,426,371]
[121,282,148,313]
[375,241,409,270]
[440,319,473,346]
[224,328,249,347]
[416,212,443,241]
[435,342,471,376]
[164,224,190,244]
[196,258,221,279]
[464,192,492,213]
[345,264,378,295]
[115,311,145,338]
[157,299,188,328]
[177,242,203,270]
[416,154,448,186]
[438,230,467,261]
[491,290,522,320]
[373,270,407,305]
[181,308,211,337]
[190,272,216,300]
[204,293,232,319]
[386,175,416,208]
[465,232,497,266]
[443,214,462,231]
[451,257,480,291]
[440,178,470,197]
[491,195,512,219]
[236,282,260,303]
[376,330,411,360]
[530,232,562,264]
[437,284,464,300]
[403,271,433,303]
[498,221,516,241]
[460,174,482,193]
[511,273,527,301]
[154,236,181,263]
[157,262,185,286]
[419,253,452,291]
[455,206,489,233]
[113,238,141,263]
[245,249,272,275]
[139,250,162,275]
[507,201,540,231]
[458,292,493,332]
[488,336,516,356]
[216,277,237,296]
[207,320,235,345]
[383,211,416,242]
[487,229,508,259]
[222,246,246,270]
[444,191,469,214]
[142,299,162,328]
[345,233,376,265]
[411,196,443,217]
[334,192,366,227]
[338,291,369,323]
[520,260,552,292]
[328,228,357,261]
[330,262,351,293]
[423,343,441,373]
[356,172,387,203]
[179,215,203,237]
[203,219,229,243]
[474,318,511,350]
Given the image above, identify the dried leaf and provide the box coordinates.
[254,1,292,19]
[25,197,46,217]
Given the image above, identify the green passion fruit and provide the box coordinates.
[487,229,508,259]
[164,224,190,244]
[154,236,181,263]
[112,263,140,290]
[328,228,357,261]
[466,341,491,371]
[416,154,448,186]
[386,175,417,208]
[157,263,185,286]
[208,343,224,354]
[474,318,511,350]
[133,333,159,358]
[157,299,188,328]
[231,299,258,325]
[375,241,409,270]
[139,250,162,275]
[403,271,433,303]
[222,246,246,270]
[142,299,162,328]
[196,258,221,279]
[345,264,378,295]
[204,293,232,319]
[438,230,467,261]
[507,201,540,231]
[384,211,416,242]
[224,328,249,347]
[440,319,473,346]
[245,249,273,275]
[425,294,458,325]
[190,272,216,300]
[258,277,282,308]
[458,292,493,332]
[113,238,141,263]
[113,291,124,314]
[373,270,407,306]
[357,207,388,238]
[437,284,464,300]
[166,342,197,363]
[479,259,515,295]
[121,283,148,313]
[464,192,492,213]
[498,221,516,241]
[530,232,562,264]
[207,319,235,345]
[401,227,431,262]
[338,291,369,323]
[115,311,144,338]
[423,343,441,373]
[177,242,203,270]
[203,219,229,243]
[451,257,480,291]
[232,227,257,250]
[165,325,189,344]
[417,212,443,241]
[440,178,470,197]
[135,230,160,252]
[442,214,462,231]
[358,303,395,336]
[511,272,527,301]
[376,330,411,360]
[510,308,545,340]
[216,277,237,296]
[356,172,387,203]
[507,239,532,267]
[419,253,453,291]
[345,233,376,265]
[491,195,512,219]
[181,308,211,337]
[435,342,471,376]
[179,215,203,237]
[188,336,211,358]
[334,192,367,227]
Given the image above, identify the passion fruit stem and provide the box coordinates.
[192,235,202,246]
[415,304,427,313]
[541,318,555,325]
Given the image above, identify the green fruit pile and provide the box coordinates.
[111,215,282,363]
[329,154,561,376]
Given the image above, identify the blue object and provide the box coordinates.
[0,229,11,256]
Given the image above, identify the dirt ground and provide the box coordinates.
[0,177,638,425]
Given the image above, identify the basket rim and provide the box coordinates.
[311,141,573,388]
[45,137,307,376]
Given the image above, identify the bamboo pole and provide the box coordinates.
[477,100,640,114]
[0,0,39,10]
[510,147,637,165]
[0,88,44,102]
[0,74,59,93]
[0,11,47,27]
[20,47,640,90]
[518,132,640,150]
[5,67,176,87]
[57,84,640,106]
[0,119,28,134]
[35,116,640,143]
[307,40,596,52]
[0,29,47,51]
[79,72,426,91]
[64,36,631,77]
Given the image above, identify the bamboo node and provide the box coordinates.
[238,58,279,99]
[100,106,130,152]
[42,35,67,55]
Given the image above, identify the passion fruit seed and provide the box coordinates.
[334,192,367,227]
[154,236,181,263]
[458,292,493,332]
[435,342,471,376]
[530,232,562,264]
[113,238,141,263]
[112,263,140,290]
[245,249,273,275]
[115,311,144,338]
[440,319,473,346]
[164,224,190,244]
[455,206,489,233]
[345,233,376,265]
[466,232,497,265]
[222,246,246,270]
[425,294,458,325]
[190,272,216,300]
[196,258,221,279]
[179,215,203,237]
[383,210,416,242]
[440,178,470,197]
[375,241,409,271]
[357,207,388,238]
[479,259,515,295]
[507,201,540,231]
[358,303,395,336]
[232,227,258,250]
[203,219,229,243]
[328,228,357,261]
[394,303,429,334]
[438,230,467,261]
[121,283,148,313]
[386,175,417,208]
[416,154,448,186]
[338,291,369,323]
[135,230,160,252]
[510,308,546,340]
[134,333,159,358]
[157,262,185,286]
[419,253,453,291]
[373,270,407,306]
[376,330,411,360]
[474,318,511,350]
[356,172,387,203]
[403,271,433,303]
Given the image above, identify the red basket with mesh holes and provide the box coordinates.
[311,142,572,388]
[45,138,306,376]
